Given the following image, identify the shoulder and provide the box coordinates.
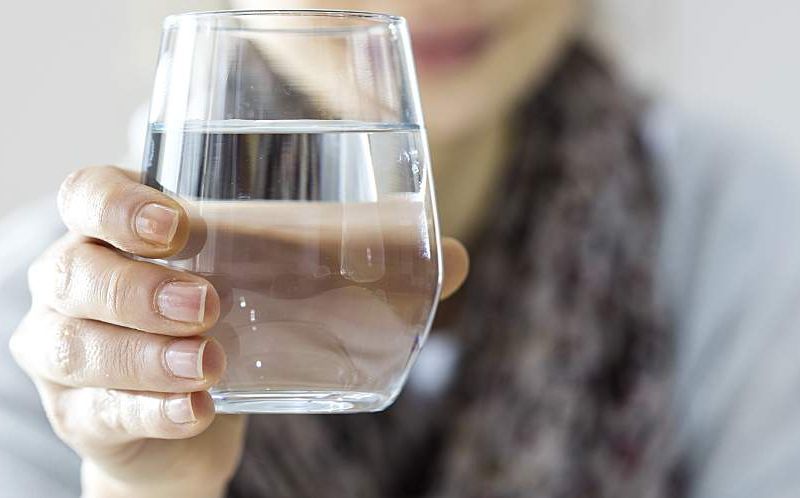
[645,104,800,497]
[644,102,800,315]
[644,101,800,212]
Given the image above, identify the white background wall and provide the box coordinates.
[589,0,800,158]
[1,0,798,218]
[0,1,219,217]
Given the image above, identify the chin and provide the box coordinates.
[418,63,508,145]
[414,33,526,145]
[421,97,483,145]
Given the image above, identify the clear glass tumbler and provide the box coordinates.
[141,10,441,414]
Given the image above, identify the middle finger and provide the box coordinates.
[11,308,226,392]
[28,235,220,335]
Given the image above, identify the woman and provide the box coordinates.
[4,0,800,497]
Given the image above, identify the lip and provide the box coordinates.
[411,26,492,73]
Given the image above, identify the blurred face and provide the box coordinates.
[232,0,580,144]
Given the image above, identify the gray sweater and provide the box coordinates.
[2,104,800,497]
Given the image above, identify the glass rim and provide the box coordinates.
[164,9,405,29]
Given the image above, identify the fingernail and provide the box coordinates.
[135,203,179,246]
[157,282,207,323]
[164,394,197,424]
[165,339,207,379]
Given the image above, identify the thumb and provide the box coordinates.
[441,237,469,300]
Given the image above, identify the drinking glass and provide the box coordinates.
[141,10,441,414]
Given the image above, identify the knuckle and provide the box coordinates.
[106,333,147,382]
[93,389,127,435]
[32,241,82,306]
[26,261,40,294]
[52,244,80,304]
[57,168,90,215]
[7,328,23,366]
[43,389,73,442]
[7,311,34,366]
[96,180,141,228]
[101,261,136,322]
[27,249,54,298]
[48,315,86,384]
[59,166,134,234]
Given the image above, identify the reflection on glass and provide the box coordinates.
[142,11,441,414]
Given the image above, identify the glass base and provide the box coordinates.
[212,389,391,414]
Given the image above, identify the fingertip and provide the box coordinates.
[162,198,191,257]
[57,165,193,259]
[190,391,216,424]
[132,198,190,259]
[154,278,220,335]
[201,339,227,383]
[441,237,469,300]
[161,391,215,438]
[202,283,221,328]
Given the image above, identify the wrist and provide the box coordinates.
[81,460,228,498]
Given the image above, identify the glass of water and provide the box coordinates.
[141,10,441,414]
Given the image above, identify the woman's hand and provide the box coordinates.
[8,165,469,497]
[9,166,244,498]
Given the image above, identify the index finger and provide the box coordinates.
[57,166,189,258]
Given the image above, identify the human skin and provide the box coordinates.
[233,0,581,241]
[10,1,579,496]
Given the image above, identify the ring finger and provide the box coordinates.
[28,234,220,335]
[10,308,225,393]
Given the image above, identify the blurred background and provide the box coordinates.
[1,0,798,218]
